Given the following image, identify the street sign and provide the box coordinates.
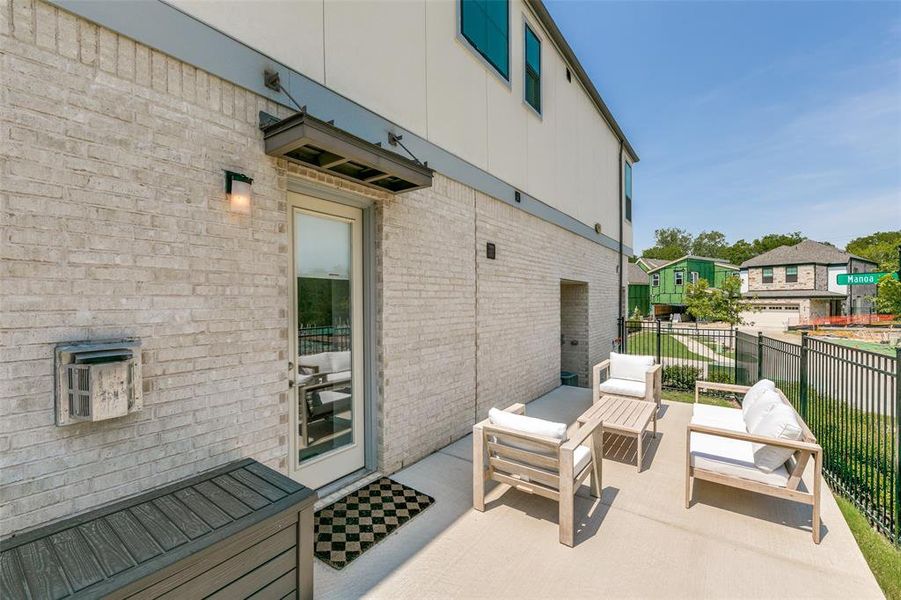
[836,272,899,285]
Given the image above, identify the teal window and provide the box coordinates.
[675,270,684,286]
[524,24,541,112]
[624,162,633,222]
[785,266,798,283]
[460,0,509,79]
[762,267,774,284]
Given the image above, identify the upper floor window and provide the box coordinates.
[624,162,633,222]
[690,271,699,284]
[651,273,660,287]
[524,24,541,113]
[674,270,684,286]
[762,267,774,284]
[460,0,509,80]
[785,266,798,283]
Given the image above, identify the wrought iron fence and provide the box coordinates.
[298,325,350,355]
[618,319,737,390]
[663,325,900,545]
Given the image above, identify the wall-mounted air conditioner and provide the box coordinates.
[54,340,142,426]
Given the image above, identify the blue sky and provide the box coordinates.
[546,0,901,254]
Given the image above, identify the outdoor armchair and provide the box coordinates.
[686,380,823,543]
[592,353,662,412]
[473,403,604,547]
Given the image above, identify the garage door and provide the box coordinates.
[740,307,800,330]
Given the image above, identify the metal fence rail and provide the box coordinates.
[619,319,737,390]
[298,325,350,355]
[624,320,900,545]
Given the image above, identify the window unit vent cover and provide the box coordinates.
[55,340,142,426]
[262,112,433,193]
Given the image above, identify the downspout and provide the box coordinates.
[618,141,624,324]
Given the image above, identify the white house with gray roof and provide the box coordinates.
[739,240,878,328]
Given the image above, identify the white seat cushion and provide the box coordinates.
[599,378,646,398]
[573,445,592,476]
[690,432,789,487]
[609,353,654,382]
[741,379,776,421]
[330,350,351,373]
[691,404,746,432]
[326,371,351,383]
[743,389,783,431]
[750,403,803,472]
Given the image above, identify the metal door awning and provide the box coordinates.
[261,111,433,193]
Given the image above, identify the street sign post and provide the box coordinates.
[837,272,899,286]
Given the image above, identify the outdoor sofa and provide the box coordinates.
[685,379,823,543]
[297,351,352,446]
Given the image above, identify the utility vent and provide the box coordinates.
[55,341,142,426]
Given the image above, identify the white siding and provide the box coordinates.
[168,0,632,242]
[828,265,847,294]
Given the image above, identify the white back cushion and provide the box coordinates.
[741,379,776,421]
[330,350,351,373]
[743,389,783,432]
[609,353,654,382]
[488,407,566,456]
[750,403,803,472]
[299,352,331,373]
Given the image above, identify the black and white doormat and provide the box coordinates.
[314,477,434,569]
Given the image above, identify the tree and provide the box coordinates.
[642,228,693,259]
[875,274,901,316]
[685,276,748,325]
[846,231,901,272]
[722,239,754,266]
[691,230,728,259]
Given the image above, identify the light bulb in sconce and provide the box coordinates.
[225,171,253,214]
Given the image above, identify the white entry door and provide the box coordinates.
[289,192,364,489]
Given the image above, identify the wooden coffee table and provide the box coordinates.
[578,395,657,472]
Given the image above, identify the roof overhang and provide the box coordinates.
[262,112,433,193]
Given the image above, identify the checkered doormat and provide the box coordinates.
[314,477,435,569]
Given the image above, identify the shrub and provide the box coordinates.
[662,365,701,390]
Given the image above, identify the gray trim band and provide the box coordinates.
[50,0,632,256]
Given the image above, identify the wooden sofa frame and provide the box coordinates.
[473,403,605,547]
[686,381,823,543]
[592,358,662,411]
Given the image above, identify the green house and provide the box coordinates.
[646,255,739,318]
[627,263,650,317]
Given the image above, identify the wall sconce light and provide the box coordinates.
[225,171,253,214]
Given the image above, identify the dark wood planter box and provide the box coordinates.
[1,459,317,599]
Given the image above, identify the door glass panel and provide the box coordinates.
[295,211,354,463]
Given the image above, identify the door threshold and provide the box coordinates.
[314,468,382,510]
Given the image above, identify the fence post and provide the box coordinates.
[617,316,625,353]
[799,332,809,421]
[756,331,763,382]
[895,346,900,546]
[732,327,738,384]
[655,319,662,365]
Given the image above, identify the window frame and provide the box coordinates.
[523,21,541,115]
[651,273,660,287]
[674,270,685,286]
[458,0,511,84]
[762,267,774,284]
[785,265,798,283]
[624,162,633,222]
[690,271,699,284]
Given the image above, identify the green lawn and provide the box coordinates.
[835,495,901,599]
[696,337,736,360]
[661,389,737,408]
[627,331,711,362]
[822,337,899,357]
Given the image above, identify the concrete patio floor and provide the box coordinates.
[316,386,883,599]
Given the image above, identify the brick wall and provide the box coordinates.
[1,0,298,534]
[747,265,818,291]
[1,0,622,530]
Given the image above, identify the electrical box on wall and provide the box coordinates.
[55,340,142,426]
